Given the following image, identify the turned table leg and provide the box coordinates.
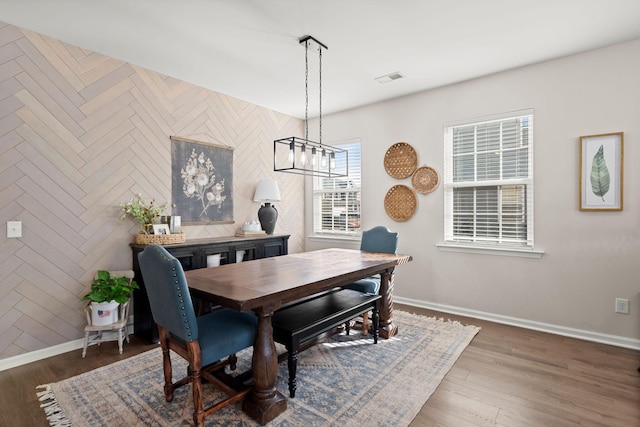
[378,268,398,339]
[242,307,287,424]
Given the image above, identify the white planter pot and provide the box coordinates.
[91,301,119,325]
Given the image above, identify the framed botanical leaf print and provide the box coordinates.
[579,132,623,211]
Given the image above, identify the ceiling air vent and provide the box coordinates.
[375,72,404,84]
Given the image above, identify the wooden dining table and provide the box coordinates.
[185,248,412,424]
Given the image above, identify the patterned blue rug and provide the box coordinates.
[38,311,479,426]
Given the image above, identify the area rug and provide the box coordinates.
[37,311,479,426]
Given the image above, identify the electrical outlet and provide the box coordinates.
[615,298,630,314]
[7,221,22,238]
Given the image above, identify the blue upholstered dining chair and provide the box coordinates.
[137,244,257,427]
[344,226,398,333]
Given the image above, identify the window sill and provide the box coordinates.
[308,234,360,243]
[436,242,544,258]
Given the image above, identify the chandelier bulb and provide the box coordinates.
[300,144,307,165]
[288,141,295,163]
[329,152,336,170]
[321,148,327,168]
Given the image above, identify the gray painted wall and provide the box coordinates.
[307,38,640,344]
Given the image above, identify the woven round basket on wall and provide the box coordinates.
[384,185,417,222]
[384,142,418,179]
[411,165,440,195]
[134,232,185,245]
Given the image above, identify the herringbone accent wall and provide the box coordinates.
[0,22,304,359]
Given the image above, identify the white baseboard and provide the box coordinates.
[395,296,640,351]
[0,338,85,371]
[0,323,136,372]
[3,303,638,371]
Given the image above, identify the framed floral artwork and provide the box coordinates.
[171,136,234,224]
[579,132,623,211]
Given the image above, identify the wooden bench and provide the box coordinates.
[271,288,381,397]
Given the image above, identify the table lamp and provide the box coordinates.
[253,180,281,234]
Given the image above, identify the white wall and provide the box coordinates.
[307,38,640,345]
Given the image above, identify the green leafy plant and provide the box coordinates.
[82,270,139,304]
[119,194,167,233]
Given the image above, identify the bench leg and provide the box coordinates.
[287,350,298,398]
[373,305,380,344]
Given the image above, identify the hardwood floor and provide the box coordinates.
[404,305,640,427]
[0,305,638,426]
[0,335,157,427]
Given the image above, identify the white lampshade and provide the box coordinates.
[253,180,281,202]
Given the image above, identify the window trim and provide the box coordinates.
[436,242,544,258]
[312,139,362,237]
[442,109,536,252]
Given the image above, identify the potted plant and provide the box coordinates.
[119,194,167,234]
[82,270,139,326]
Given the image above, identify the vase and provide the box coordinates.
[143,224,154,234]
[90,301,120,326]
[257,203,278,234]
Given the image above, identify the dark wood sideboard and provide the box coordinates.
[131,234,290,342]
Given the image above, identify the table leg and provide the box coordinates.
[242,307,287,424]
[378,268,398,339]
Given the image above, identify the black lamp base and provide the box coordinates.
[257,203,278,234]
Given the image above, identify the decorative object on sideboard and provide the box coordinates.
[119,194,167,234]
[384,142,418,179]
[133,231,185,245]
[160,215,182,233]
[253,180,281,234]
[384,184,417,222]
[411,165,440,195]
[235,220,266,237]
[274,35,348,178]
[152,224,170,236]
[119,195,185,244]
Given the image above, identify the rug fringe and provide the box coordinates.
[396,309,481,327]
[36,384,72,426]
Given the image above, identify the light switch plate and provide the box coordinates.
[7,221,22,238]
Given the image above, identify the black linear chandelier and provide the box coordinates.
[274,35,348,178]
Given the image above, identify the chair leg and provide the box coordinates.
[161,345,175,402]
[228,353,238,370]
[82,331,90,358]
[118,328,124,354]
[191,367,205,427]
[362,311,370,335]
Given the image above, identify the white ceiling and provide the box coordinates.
[3,0,640,119]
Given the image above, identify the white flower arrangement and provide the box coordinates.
[181,149,225,216]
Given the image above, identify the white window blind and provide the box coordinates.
[444,111,534,247]
[313,141,361,236]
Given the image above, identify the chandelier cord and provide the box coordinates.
[319,45,322,146]
[304,39,309,142]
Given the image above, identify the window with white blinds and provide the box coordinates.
[313,140,361,236]
[444,111,534,247]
